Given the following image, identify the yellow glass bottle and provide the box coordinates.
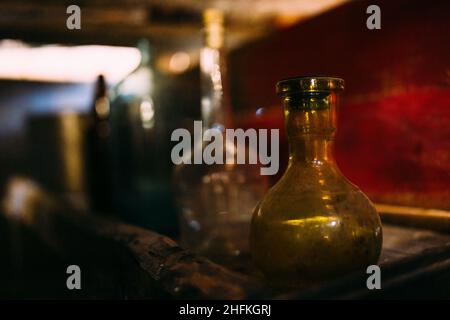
[250,77,382,289]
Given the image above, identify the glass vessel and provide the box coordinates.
[85,74,112,213]
[250,77,382,288]
[109,40,178,234]
[174,9,269,265]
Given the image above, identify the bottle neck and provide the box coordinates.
[92,75,110,121]
[200,10,232,130]
[283,93,337,166]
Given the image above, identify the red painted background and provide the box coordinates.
[230,0,450,209]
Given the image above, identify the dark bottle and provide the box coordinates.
[85,74,113,213]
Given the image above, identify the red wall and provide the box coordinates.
[231,0,450,209]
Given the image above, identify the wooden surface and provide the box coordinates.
[1,177,265,299]
[377,203,450,233]
[380,224,450,264]
[0,0,345,47]
[1,177,450,299]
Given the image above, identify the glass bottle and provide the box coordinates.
[174,9,269,265]
[109,40,178,234]
[85,74,113,213]
[250,77,382,288]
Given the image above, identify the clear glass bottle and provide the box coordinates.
[174,9,269,265]
[250,77,382,288]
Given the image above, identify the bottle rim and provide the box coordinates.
[276,76,344,96]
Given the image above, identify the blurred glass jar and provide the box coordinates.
[108,40,178,234]
[174,9,269,263]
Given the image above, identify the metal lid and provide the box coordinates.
[276,76,344,96]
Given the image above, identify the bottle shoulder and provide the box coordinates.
[255,163,377,222]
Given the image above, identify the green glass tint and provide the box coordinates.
[250,76,382,289]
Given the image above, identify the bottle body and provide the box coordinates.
[175,9,269,263]
[251,163,382,287]
[250,77,382,288]
[109,40,178,234]
[85,74,113,213]
[177,159,267,261]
